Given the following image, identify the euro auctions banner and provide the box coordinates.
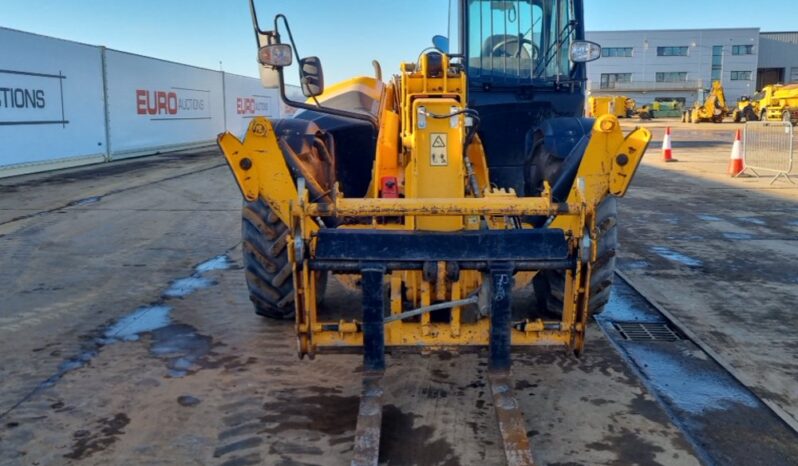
[104,50,224,158]
[223,72,280,138]
[0,27,107,172]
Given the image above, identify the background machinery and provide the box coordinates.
[732,83,798,125]
[651,97,684,118]
[733,95,761,123]
[684,80,730,123]
[217,1,651,464]
[761,83,798,125]
[587,95,633,118]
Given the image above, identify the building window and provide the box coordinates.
[600,73,632,89]
[790,67,798,82]
[731,71,752,81]
[657,46,688,56]
[656,72,688,82]
[711,46,723,82]
[602,47,633,58]
[732,45,754,55]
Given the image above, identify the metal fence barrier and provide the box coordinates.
[741,121,794,184]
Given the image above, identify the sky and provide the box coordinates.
[2,0,796,84]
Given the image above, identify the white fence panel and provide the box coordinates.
[742,121,794,184]
[104,51,224,159]
[0,28,107,177]
[223,73,280,138]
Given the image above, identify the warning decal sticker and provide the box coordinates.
[430,133,448,166]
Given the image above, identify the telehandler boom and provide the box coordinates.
[217,1,651,464]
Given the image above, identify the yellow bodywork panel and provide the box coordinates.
[406,98,465,231]
[314,75,384,117]
[217,117,307,230]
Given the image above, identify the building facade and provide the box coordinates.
[757,32,798,89]
[586,28,760,107]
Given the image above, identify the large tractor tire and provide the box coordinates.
[743,106,757,122]
[534,197,617,316]
[241,198,327,319]
[527,143,618,316]
[242,198,295,319]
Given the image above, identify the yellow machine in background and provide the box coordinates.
[762,83,798,125]
[732,84,798,125]
[651,98,684,118]
[217,1,651,464]
[685,80,729,123]
[587,95,633,118]
[733,95,760,123]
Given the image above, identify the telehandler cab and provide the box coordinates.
[217,1,651,464]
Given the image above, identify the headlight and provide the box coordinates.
[569,41,602,63]
[258,44,293,67]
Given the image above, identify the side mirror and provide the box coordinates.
[299,56,324,98]
[569,40,601,63]
[432,35,449,53]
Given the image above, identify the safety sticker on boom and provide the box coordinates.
[430,133,448,166]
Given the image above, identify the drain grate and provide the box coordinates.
[613,322,682,342]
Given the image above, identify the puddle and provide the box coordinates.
[13,253,233,401]
[624,345,759,414]
[739,217,766,226]
[161,254,232,299]
[650,246,703,268]
[697,214,722,222]
[600,285,664,323]
[163,277,215,299]
[68,196,102,207]
[103,305,172,342]
[722,232,753,240]
[196,255,234,273]
[622,260,649,270]
[666,234,703,242]
[57,351,97,372]
[150,324,213,377]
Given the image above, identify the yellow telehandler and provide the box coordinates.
[217,1,651,464]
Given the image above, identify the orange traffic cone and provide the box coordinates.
[662,127,676,162]
[728,129,744,176]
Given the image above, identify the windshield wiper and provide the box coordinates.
[533,19,577,79]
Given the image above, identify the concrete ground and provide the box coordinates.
[617,118,798,429]
[0,118,795,465]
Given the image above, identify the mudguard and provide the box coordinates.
[537,117,595,161]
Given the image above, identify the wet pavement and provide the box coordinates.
[617,119,798,433]
[597,278,798,465]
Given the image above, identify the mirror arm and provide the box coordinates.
[275,64,379,131]
[248,0,275,48]
[270,14,378,132]
[250,6,378,131]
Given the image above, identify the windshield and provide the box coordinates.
[467,0,575,85]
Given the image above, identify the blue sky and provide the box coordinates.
[2,1,795,84]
